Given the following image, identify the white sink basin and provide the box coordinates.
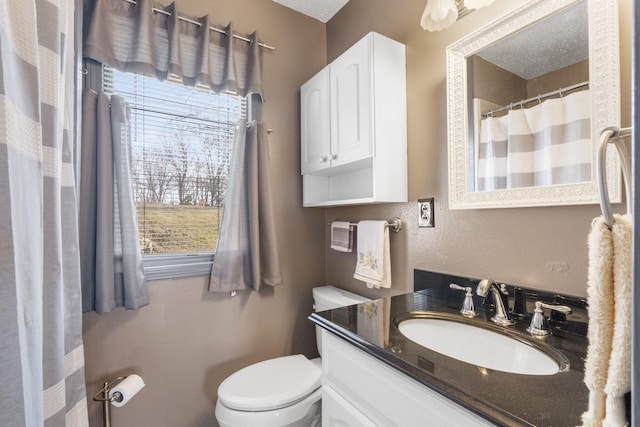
[397,314,568,375]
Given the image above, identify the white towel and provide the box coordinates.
[582,214,631,427]
[353,221,391,289]
[603,214,632,427]
[330,221,353,252]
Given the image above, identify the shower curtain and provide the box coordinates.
[477,89,592,191]
[0,1,89,425]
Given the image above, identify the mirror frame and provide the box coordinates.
[446,0,621,209]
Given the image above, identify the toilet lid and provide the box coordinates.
[217,354,322,411]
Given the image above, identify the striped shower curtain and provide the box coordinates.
[0,1,89,426]
[477,89,591,191]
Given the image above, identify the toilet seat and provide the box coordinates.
[217,355,321,411]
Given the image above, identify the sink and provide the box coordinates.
[396,312,569,375]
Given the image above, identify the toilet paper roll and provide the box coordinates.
[109,374,145,407]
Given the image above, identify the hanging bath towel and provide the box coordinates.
[603,213,632,427]
[582,216,615,426]
[353,221,391,289]
[330,221,354,252]
[582,214,631,427]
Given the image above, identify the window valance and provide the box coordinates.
[83,0,263,97]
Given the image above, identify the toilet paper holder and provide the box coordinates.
[93,375,144,427]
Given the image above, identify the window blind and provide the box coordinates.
[103,66,246,258]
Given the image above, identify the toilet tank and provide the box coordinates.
[312,286,370,355]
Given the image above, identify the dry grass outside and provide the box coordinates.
[136,203,222,254]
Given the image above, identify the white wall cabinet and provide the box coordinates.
[321,331,496,427]
[300,32,407,207]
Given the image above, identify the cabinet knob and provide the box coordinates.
[331,153,338,160]
[320,155,328,163]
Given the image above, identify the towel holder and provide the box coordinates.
[328,217,403,233]
[597,126,632,229]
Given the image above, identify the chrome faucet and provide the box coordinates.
[527,301,572,336]
[449,283,477,318]
[476,279,515,326]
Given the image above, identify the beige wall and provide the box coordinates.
[472,55,527,106]
[82,1,632,426]
[82,1,326,426]
[527,59,589,97]
[323,0,632,303]
[471,57,590,108]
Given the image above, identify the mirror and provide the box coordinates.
[447,0,621,209]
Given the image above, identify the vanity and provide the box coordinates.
[309,270,589,426]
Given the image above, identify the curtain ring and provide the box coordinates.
[537,95,542,105]
[558,88,563,98]
[81,68,88,75]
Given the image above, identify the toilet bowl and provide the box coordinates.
[214,286,369,427]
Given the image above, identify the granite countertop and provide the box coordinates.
[309,286,589,426]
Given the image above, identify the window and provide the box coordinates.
[102,66,247,279]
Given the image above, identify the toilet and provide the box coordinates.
[215,286,370,427]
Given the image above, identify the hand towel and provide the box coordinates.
[582,216,615,427]
[353,221,391,289]
[603,214,631,427]
[582,214,631,427]
[330,221,354,252]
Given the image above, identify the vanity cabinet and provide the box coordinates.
[321,331,494,427]
[300,32,407,207]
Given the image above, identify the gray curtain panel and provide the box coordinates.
[209,120,282,292]
[0,1,89,425]
[79,88,149,313]
[83,0,263,98]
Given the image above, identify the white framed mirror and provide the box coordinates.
[447,0,621,209]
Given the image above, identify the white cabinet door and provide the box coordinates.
[301,67,330,174]
[322,331,496,427]
[322,386,377,427]
[329,36,373,168]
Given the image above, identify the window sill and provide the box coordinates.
[142,253,213,281]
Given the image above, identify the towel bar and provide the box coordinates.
[328,217,402,233]
[597,126,632,228]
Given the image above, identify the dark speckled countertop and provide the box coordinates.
[309,271,589,427]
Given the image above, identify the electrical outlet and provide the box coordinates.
[418,198,434,227]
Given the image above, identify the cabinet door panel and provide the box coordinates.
[330,38,373,167]
[322,386,377,427]
[322,331,496,427]
[301,68,330,174]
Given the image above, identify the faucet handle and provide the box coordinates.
[512,287,527,315]
[526,301,572,336]
[449,284,477,318]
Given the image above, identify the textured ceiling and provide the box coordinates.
[271,0,350,23]
[476,0,588,80]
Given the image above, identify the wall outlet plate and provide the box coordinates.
[418,198,434,227]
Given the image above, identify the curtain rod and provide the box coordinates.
[121,0,276,51]
[482,80,589,118]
